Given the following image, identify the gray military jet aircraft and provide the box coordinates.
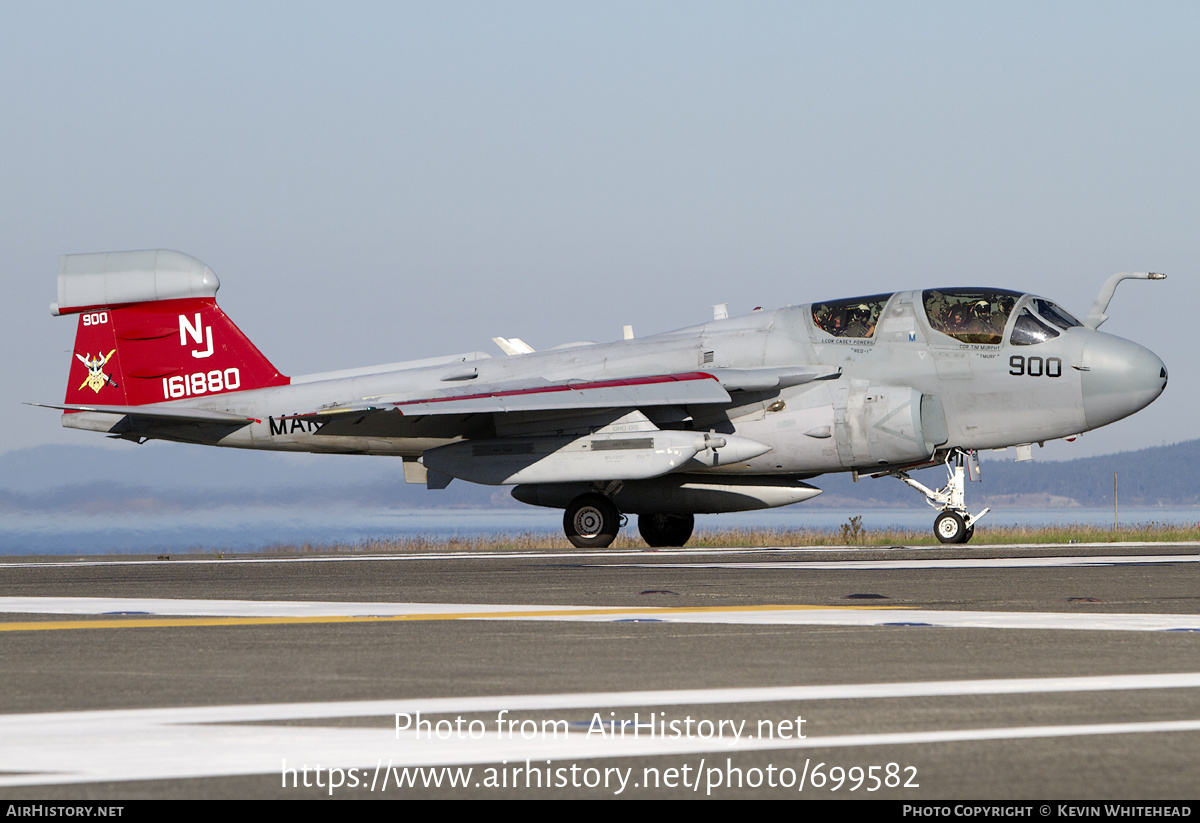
[40,250,1167,546]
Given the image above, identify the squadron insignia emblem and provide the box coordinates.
[76,350,118,393]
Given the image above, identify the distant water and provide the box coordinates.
[3,505,1199,555]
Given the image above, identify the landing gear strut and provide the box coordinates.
[888,449,989,544]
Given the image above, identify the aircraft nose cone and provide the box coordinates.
[1079,333,1167,430]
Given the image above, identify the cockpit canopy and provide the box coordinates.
[811,293,890,338]
[922,289,1020,345]
[811,288,1083,346]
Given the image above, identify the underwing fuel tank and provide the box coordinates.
[512,475,822,515]
[423,431,771,485]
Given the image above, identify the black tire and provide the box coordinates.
[963,526,975,543]
[934,510,968,544]
[564,493,620,549]
[638,513,695,547]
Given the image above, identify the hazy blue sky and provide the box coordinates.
[3,1,1196,463]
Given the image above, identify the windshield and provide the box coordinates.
[811,294,891,338]
[1032,298,1083,330]
[1010,307,1059,345]
[922,288,1021,345]
[1009,297,1084,345]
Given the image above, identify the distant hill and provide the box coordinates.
[2,438,1195,514]
[0,443,510,512]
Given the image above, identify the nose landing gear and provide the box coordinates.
[887,449,989,544]
[934,510,973,544]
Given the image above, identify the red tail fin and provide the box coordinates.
[59,250,288,406]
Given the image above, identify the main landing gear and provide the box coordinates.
[562,492,695,548]
[638,513,695,548]
[563,493,621,548]
[887,449,990,544]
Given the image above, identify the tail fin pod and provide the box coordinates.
[58,250,288,407]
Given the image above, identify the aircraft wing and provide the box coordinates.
[304,366,839,437]
[382,371,733,415]
[307,372,731,436]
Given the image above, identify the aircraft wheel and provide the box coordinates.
[963,526,975,543]
[934,511,968,544]
[638,513,695,547]
[564,493,620,549]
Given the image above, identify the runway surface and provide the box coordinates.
[0,542,1197,799]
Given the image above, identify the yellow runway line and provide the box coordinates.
[0,603,900,632]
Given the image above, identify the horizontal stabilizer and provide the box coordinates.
[30,402,258,425]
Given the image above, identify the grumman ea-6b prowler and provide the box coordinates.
[41,250,1168,546]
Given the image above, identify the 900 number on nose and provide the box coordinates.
[1009,355,1062,377]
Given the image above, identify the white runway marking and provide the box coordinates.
[0,547,823,568]
[511,610,1200,632]
[2,597,1199,632]
[1,674,1197,788]
[2,545,1196,569]
[0,597,598,618]
[610,553,1200,570]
